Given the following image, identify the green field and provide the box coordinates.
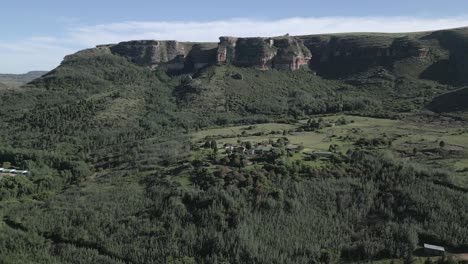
[191,114,468,187]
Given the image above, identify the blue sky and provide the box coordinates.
[1,0,468,73]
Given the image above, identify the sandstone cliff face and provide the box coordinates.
[186,43,218,70]
[217,36,311,70]
[301,35,430,63]
[272,37,312,70]
[299,34,434,77]
[217,36,238,63]
[69,33,439,74]
[110,40,187,70]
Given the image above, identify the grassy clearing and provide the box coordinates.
[191,122,297,141]
[191,113,468,188]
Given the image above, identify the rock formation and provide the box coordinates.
[272,37,312,70]
[217,36,311,70]
[186,43,218,70]
[63,32,435,74]
[110,40,187,69]
[217,36,238,63]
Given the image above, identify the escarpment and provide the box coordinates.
[109,40,187,70]
[58,27,468,85]
[64,35,433,72]
[216,36,312,70]
[66,36,313,72]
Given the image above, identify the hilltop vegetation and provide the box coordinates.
[0,27,468,264]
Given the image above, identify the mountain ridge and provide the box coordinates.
[56,27,468,86]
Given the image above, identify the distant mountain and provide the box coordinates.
[0,71,47,88]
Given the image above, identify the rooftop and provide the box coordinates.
[424,244,445,252]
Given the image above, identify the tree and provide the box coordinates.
[211,140,218,153]
[439,140,445,149]
[245,141,253,150]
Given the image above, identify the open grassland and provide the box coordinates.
[191,113,468,188]
[191,122,297,141]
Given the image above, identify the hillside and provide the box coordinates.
[0,27,467,264]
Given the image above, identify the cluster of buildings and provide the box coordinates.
[0,168,31,176]
[221,138,307,157]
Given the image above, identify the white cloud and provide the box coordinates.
[0,40,76,74]
[2,16,468,73]
[69,16,468,45]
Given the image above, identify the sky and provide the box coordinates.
[1,0,468,73]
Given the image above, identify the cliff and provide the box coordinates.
[59,27,468,84]
[65,36,313,72]
[217,36,312,70]
[109,40,187,70]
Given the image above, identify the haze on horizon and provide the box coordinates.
[2,0,468,73]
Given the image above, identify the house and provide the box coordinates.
[307,151,333,159]
[223,143,234,151]
[234,146,246,153]
[424,244,445,256]
[286,144,302,152]
[0,168,31,176]
[255,146,272,155]
[245,149,256,156]
[314,151,333,157]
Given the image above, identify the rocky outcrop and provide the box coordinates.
[216,36,311,70]
[231,37,277,69]
[217,36,238,63]
[72,32,438,74]
[186,43,218,70]
[301,35,430,63]
[109,40,187,69]
[103,36,312,71]
[272,37,312,70]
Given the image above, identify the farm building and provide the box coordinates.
[307,151,333,159]
[223,143,234,151]
[424,244,445,256]
[286,144,302,152]
[0,168,31,176]
[245,149,256,156]
[254,146,272,154]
